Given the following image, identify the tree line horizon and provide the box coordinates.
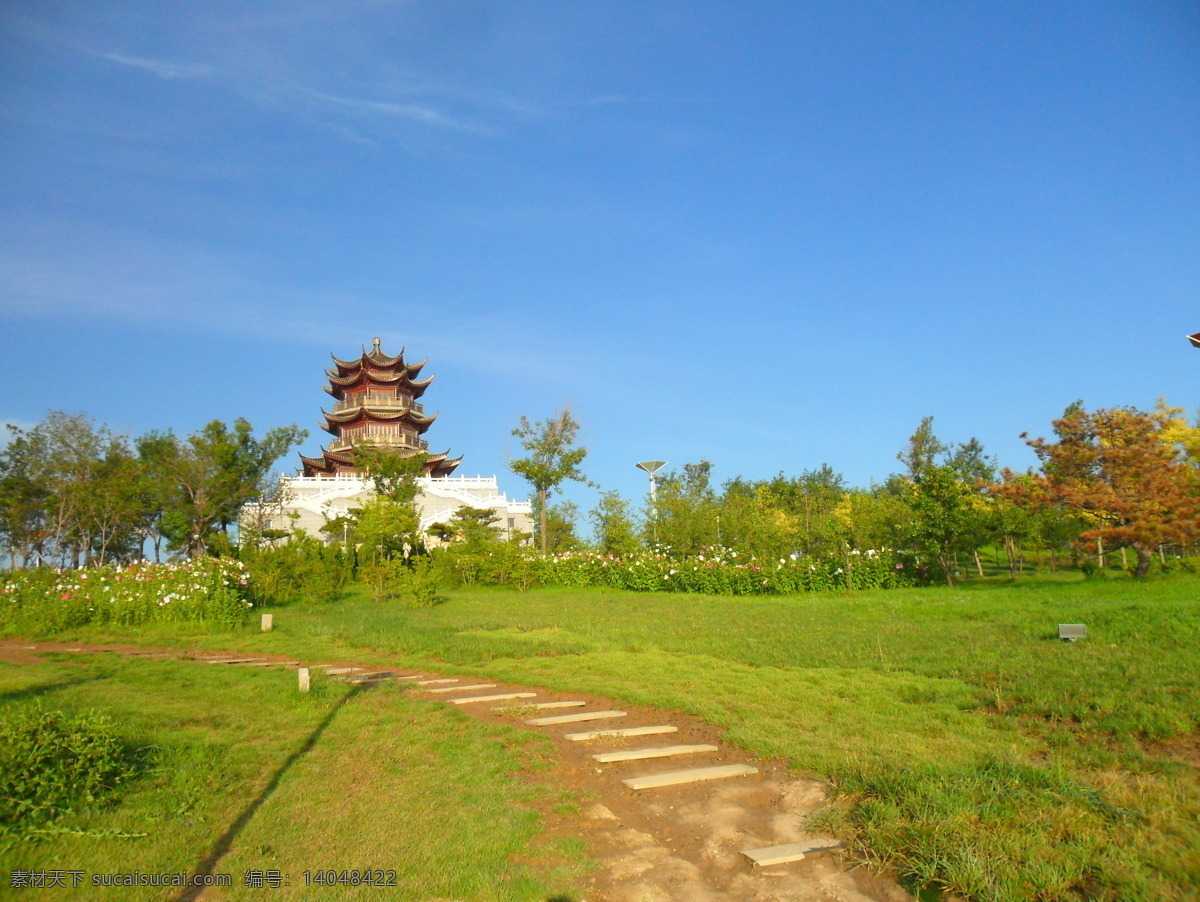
[3,397,1199,585]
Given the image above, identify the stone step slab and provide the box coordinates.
[565,725,678,742]
[417,678,459,685]
[321,667,364,676]
[593,744,719,763]
[204,657,264,665]
[623,764,758,791]
[741,839,844,867]
[450,692,537,705]
[493,700,586,713]
[426,683,497,694]
[526,710,627,726]
[241,660,300,667]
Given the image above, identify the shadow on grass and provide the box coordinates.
[0,675,102,703]
[175,685,362,902]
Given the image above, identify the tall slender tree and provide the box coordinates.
[510,408,590,554]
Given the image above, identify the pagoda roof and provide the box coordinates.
[299,446,461,478]
[329,338,428,379]
[322,406,436,425]
[429,453,463,478]
[323,369,433,397]
[321,407,436,434]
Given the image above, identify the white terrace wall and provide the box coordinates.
[271,475,533,541]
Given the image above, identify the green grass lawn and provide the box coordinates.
[14,572,1200,901]
[0,654,587,901]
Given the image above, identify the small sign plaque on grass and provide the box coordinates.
[1058,624,1087,642]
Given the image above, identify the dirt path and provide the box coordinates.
[3,641,914,902]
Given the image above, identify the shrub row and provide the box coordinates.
[0,558,253,633]
[0,708,138,833]
[431,545,915,595]
[531,548,914,594]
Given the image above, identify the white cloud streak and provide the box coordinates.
[307,91,492,134]
[98,52,213,80]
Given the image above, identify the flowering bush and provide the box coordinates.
[0,558,253,634]
[527,546,914,596]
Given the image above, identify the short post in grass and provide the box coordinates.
[261,614,273,632]
[298,667,311,692]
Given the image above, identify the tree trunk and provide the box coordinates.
[973,549,984,577]
[1134,545,1153,579]
[538,487,548,555]
[1004,536,1017,578]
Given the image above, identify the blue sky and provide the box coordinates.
[2,1,1198,516]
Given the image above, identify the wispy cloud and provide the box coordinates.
[98,52,213,80]
[0,220,575,385]
[307,91,492,134]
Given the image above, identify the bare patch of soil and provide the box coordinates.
[1145,730,1200,772]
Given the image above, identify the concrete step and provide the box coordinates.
[593,744,719,763]
[417,678,459,685]
[622,764,758,791]
[496,700,586,712]
[321,667,364,676]
[565,725,678,742]
[525,710,626,726]
[426,683,497,694]
[241,660,300,667]
[741,839,844,867]
[347,672,395,683]
[204,657,264,665]
[450,692,537,705]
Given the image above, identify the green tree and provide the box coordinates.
[80,435,143,564]
[162,418,306,557]
[653,461,719,554]
[30,412,111,567]
[0,425,50,568]
[134,432,181,563]
[907,464,986,587]
[446,505,503,545]
[355,445,429,505]
[531,499,583,553]
[590,490,641,556]
[897,416,947,484]
[510,408,590,555]
[833,487,910,554]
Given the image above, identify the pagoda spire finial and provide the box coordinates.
[372,337,381,353]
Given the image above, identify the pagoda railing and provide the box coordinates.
[331,396,424,415]
[329,432,429,453]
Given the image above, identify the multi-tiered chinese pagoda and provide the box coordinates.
[300,338,461,478]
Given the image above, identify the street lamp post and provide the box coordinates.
[635,460,667,545]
